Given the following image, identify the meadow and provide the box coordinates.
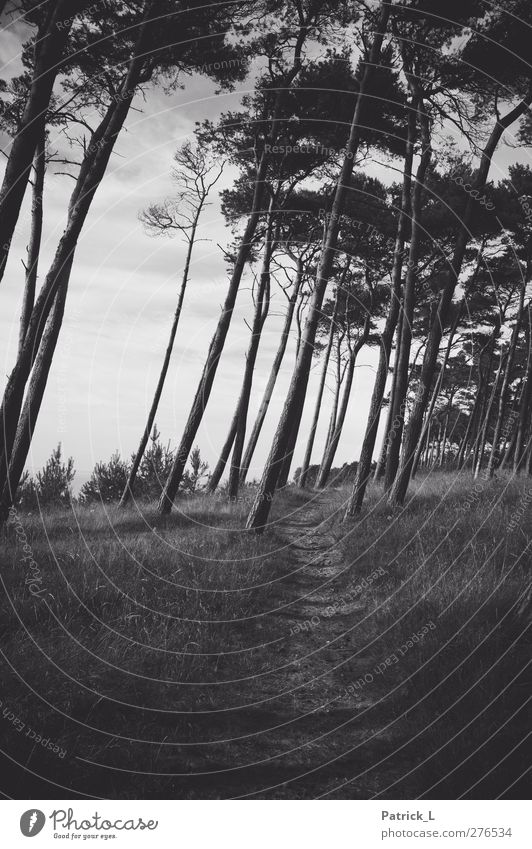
[0,471,529,799]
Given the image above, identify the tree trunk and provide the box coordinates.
[324,333,345,450]
[388,92,532,506]
[344,102,415,514]
[500,406,519,470]
[157,36,311,514]
[0,1,87,284]
[207,227,273,497]
[412,415,430,476]
[226,213,275,498]
[486,273,527,476]
[433,421,442,465]
[1,282,68,511]
[526,436,532,475]
[373,308,404,481]
[0,11,154,503]
[466,331,498,471]
[239,264,303,485]
[157,200,266,511]
[246,0,392,532]
[120,212,201,506]
[18,128,45,352]
[411,300,463,476]
[514,304,532,471]
[474,348,504,478]
[439,404,451,467]
[384,98,431,493]
[276,415,300,490]
[207,418,238,494]
[315,312,371,489]
[297,281,341,488]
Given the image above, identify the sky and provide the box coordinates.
[1,11,530,492]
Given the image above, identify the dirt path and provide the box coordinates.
[163,493,405,799]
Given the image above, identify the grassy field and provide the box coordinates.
[0,472,529,799]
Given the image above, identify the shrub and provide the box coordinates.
[183,445,209,493]
[17,444,75,510]
[135,426,175,500]
[79,451,129,504]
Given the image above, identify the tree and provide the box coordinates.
[208,199,276,497]
[239,247,307,485]
[186,446,209,494]
[18,443,75,510]
[0,0,91,283]
[389,0,532,505]
[158,0,344,513]
[315,270,381,489]
[120,141,224,506]
[382,37,433,491]
[0,0,254,518]
[298,275,342,488]
[79,452,130,505]
[246,0,393,531]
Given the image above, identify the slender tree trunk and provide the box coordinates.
[297,283,341,488]
[466,334,497,470]
[344,103,415,514]
[439,403,451,467]
[0,10,154,505]
[374,309,404,481]
[273,280,320,489]
[514,305,532,471]
[227,215,275,498]
[412,415,430,476]
[246,1,392,532]
[526,436,532,475]
[276,415,300,490]
[433,429,440,465]
[175,205,274,499]
[120,212,201,506]
[19,128,45,352]
[388,92,532,505]
[1,282,68,512]
[384,98,431,492]
[207,419,238,494]
[159,32,309,514]
[157,204,265,511]
[411,300,462,476]
[487,273,527,476]
[316,312,371,489]
[324,333,346,449]
[421,428,431,467]
[501,408,519,470]
[0,1,87,284]
[474,349,504,478]
[239,266,303,485]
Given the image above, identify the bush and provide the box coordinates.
[183,445,209,493]
[17,444,75,510]
[78,429,209,504]
[135,426,175,500]
[79,451,129,505]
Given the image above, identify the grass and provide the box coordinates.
[0,473,529,799]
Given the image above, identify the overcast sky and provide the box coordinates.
[1,14,529,491]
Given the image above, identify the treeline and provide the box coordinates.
[1,1,532,532]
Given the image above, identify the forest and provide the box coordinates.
[0,0,530,800]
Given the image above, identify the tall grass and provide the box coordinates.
[0,474,529,798]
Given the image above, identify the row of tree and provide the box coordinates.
[1,1,532,532]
